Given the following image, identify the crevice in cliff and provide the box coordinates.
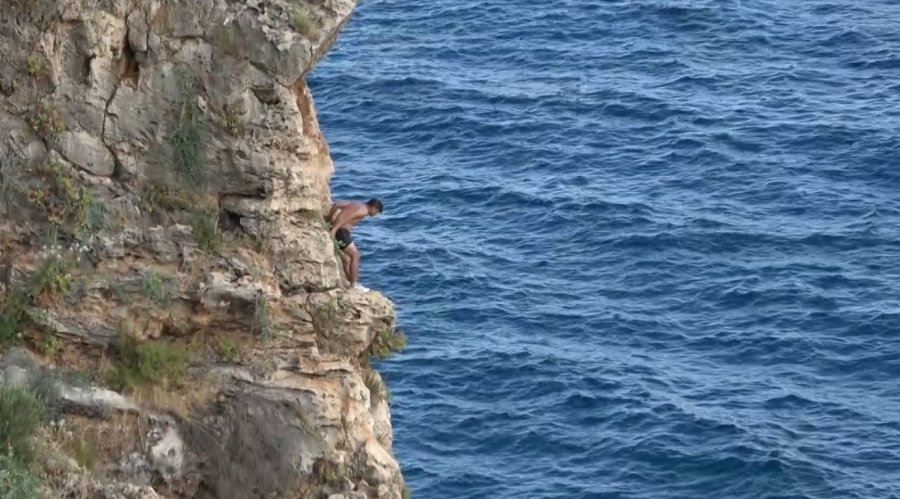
[102,31,142,179]
[116,32,140,87]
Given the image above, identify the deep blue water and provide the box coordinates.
[308,1,900,497]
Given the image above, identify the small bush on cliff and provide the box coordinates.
[364,369,389,405]
[110,332,189,392]
[0,386,43,466]
[0,254,72,346]
[253,294,272,346]
[371,328,406,360]
[28,100,65,139]
[25,53,44,78]
[0,289,28,345]
[38,334,61,356]
[169,70,206,188]
[141,270,171,307]
[190,208,221,253]
[29,160,100,238]
[0,447,40,498]
[217,337,240,363]
[28,254,71,299]
[290,4,319,39]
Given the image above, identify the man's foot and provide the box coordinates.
[353,283,370,292]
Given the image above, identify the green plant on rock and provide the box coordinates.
[311,458,343,487]
[28,160,100,238]
[28,254,71,299]
[25,53,44,78]
[0,386,43,466]
[0,154,23,206]
[217,337,240,363]
[28,100,65,139]
[364,369,389,406]
[38,334,61,356]
[190,208,221,253]
[0,289,28,345]
[109,330,189,392]
[0,447,40,498]
[169,70,206,188]
[79,190,107,238]
[311,302,336,336]
[290,4,320,39]
[0,254,72,347]
[141,270,171,307]
[371,327,406,360]
[253,293,272,346]
[62,436,99,471]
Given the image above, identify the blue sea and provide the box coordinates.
[308,1,900,497]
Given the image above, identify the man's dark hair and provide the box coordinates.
[367,198,384,214]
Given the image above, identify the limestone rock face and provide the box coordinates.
[0,1,405,498]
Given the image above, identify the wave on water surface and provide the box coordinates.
[310,0,900,498]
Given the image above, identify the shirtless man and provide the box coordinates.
[327,198,384,291]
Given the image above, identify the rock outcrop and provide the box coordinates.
[0,1,405,497]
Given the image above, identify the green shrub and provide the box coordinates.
[25,53,43,78]
[403,485,413,499]
[63,436,99,471]
[0,387,43,466]
[371,328,406,360]
[290,4,319,39]
[217,337,240,363]
[79,191,107,237]
[38,334,61,356]
[311,302,336,335]
[110,332,189,392]
[28,101,65,139]
[28,254,71,298]
[169,71,205,187]
[141,271,171,307]
[364,369,389,405]
[253,294,272,346]
[0,254,72,346]
[0,447,40,499]
[0,289,28,345]
[190,208,221,253]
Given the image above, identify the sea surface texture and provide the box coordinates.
[308,1,900,497]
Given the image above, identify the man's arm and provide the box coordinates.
[327,200,352,223]
[330,208,360,235]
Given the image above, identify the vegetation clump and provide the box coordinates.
[0,447,40,498]
[169,70,205,188]
[364,369,389,405]
[109,330,189,393]
[253,294,272,346]
[28,100,65,139]
[0,253,72,346]
[217,337,240,363]
[290,4,320,39]
[141,270,172,307]
[371,327,407,360]
[25,53,44,78]
[190,208,221,252]
[28,160,104,239]
[0,386,43,466]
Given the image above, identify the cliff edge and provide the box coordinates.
[0,1,406,497]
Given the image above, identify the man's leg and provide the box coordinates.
[339,251,352,281]
[344,243,360,284]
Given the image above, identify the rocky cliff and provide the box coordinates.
[0,1,406,497]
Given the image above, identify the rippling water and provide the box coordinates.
[308,1,900,497]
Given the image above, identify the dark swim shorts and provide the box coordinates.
[335,228,353,250]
